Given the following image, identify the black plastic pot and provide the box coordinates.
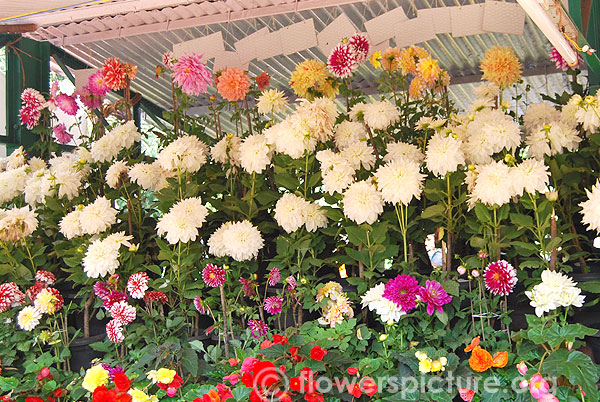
[69,333,106,371]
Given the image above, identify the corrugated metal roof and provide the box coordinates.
[3,0,583,134]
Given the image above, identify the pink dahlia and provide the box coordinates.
[328,44,357,78]
[21,88,45,110]
[286,276,297,291]
[172,53,212,96]
[268,267,281,287]
[162,52,174,69]
[216,67,251,102]
[144,290,168,304]
[109,301,136,325]
[484,260,517,296]
[550,47,581,71]
[75,86,103,110]
[248,319,269,338]
[20,106,41,130]
[419,280,452,315]
[256,71,271,91]
[94,281,111,300]
[106,319,124,343]
[382,274,421,312]
[53,123,73,145]
[102,291,128,310]
[202,264,226,288]
[55,94,78,116]
[348,33,370,64]
[126,272,149,299]
[458,388,475,402]
[240,278,256,297]
[88,71,110,96]
[193,296,209,314]
[0,283,16,313]
[264,296,283,315]
[26,281,46,302]
[35,270,56,285]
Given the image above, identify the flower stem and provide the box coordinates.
[219,285,230,358]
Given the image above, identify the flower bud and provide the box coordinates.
[478,251,488,259]
[516,361,528,375]
[457,265,467,275]
[471,269,480,278]
[386,320,395,326]
[519,380,528,389]
[545,191,558,202]
[378,334,388,341]
[566,341,573,351]
[300,277,307,285]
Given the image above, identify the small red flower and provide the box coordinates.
[310,346,327,361]
[92,386,117,402]
[252,361,279,388]
[361,378,378,397]
[260,340,273,349]
[228,358,239,367]
[347,383,362,398]
[256,71,271,91]
[347,367,359,376]
[37,367,52,381]
[276,390,293,402]
[113,372,131,393]
[53,389,64,398]
[304,392,323,402]
[272,334,289,345]
[25,397,43,402]
[289,377,303,392]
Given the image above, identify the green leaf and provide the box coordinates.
[510,213,534,228]
[181,347,199,376]
[474,204,492,225]
[544,350,599,402]
[421,204,445,220]
[579,280,600,293]
[232,387,251,401]
[0,377,18,392]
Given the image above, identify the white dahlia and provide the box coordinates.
[384,141,424,164]
[208,220,264,262]
[523,103,561,133]
[265,119,310,159]
[6,147,26,170]
[341,141,375,171]
[106,161,130,189]
[425,133,465,176]
[128,161,173,192]
[580,181,600,233]
[274,193,309,233]
[169,197,208,228]
[83,232,133,278]
[304,202,328,232]
[0,166,28,204]
[156,208,198,244]
[472,83,500,102]
[79,197,118,236]
[511,159,549,196]
[362,100,400,130]
[375,158,425,205]
[361,283,405,323]
[210,135,242,165]
[471,161,514,206]
[157,135,208,173]
[294,97,337,143]
[239,134,271,174]
[54,170,82,200]
[257,89,288,115]
[59,209,84,240]
[342,180,384,224]
[17,306,42,331]
[334,120,367,150]
[28,157,47,172]
[24,170,54,206]
[0,206,38,243]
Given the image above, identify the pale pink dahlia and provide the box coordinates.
[53,123,73,144]
[126,272,149,299]
[202,264,226,288]
[419,280,452,315]
[264,296,283,315]
[35,270,56,285]
[348,33,370,64]
[109,301,136,325]
[484,260,517,296]
[327,44,358,78]
[172,53,212,96]
[286,276,297,291]
[106,319,124,343]
[382,274,422,312]
[268,267,281,287]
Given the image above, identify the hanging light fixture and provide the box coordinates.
[515,0,579,66]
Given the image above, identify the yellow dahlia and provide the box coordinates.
[480,46,522,89]
[398,46,431,75]
[82,364,109,392]
[147,368,176,385]
[289,59,338,100]
[416,57,442,85]
[129,389,158,402]
[370,50,382,69]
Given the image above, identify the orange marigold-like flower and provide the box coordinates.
[217,67,251,102]
[492,351,508,368]
[464,336,481,352]
[469,346,493,372]
[381,47,402,71]
[398,46,431,75]
[408,76,427,99]
[480,46,522,89]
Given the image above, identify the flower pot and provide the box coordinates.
[69,333,106,371]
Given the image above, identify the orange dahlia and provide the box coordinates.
[480,46,522,89]
[381,47,402,72]
[289,59,338,99]
[492,351,508,368]
[416,57,442,86]
[216,67,251,102]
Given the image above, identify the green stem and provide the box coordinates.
[394,204,408,263]
[304,147,309,198]
[248,172,256,218]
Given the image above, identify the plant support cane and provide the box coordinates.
[219,284,230,358]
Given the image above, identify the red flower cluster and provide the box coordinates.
[102,58,137,91]
[193,383,232,402]
[344,366,378,398]
[156,373,182,397]
[289,367,323,402]
[27,368,66,402]
[91,373,132,402]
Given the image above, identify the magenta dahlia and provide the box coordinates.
[268,267,281,287]
[248,319,269,338]
[483,260,517,296]
[88,71,110,96]
[94,281,111,300]
[382,274,422,312]
[35,270,56,285]
[172,53,212,96]
[20,106,41,130]
[348,33,370,64]
[202,264,226,288]
[102,291,128,310]
[53,123,73,145]
[239,278,256,298]
[419,280,452,315]
[327,44,358,78]
[21,88,45,110]
[550,47,581,71]
[127,272,149,299]
[75,86,103,110]
[106,319,124,343]
[286,276,297,291]
[264,296,283,315]
[109,301,136,325]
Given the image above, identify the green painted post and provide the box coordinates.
[568,0,600,91]
[4,36,50,153]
